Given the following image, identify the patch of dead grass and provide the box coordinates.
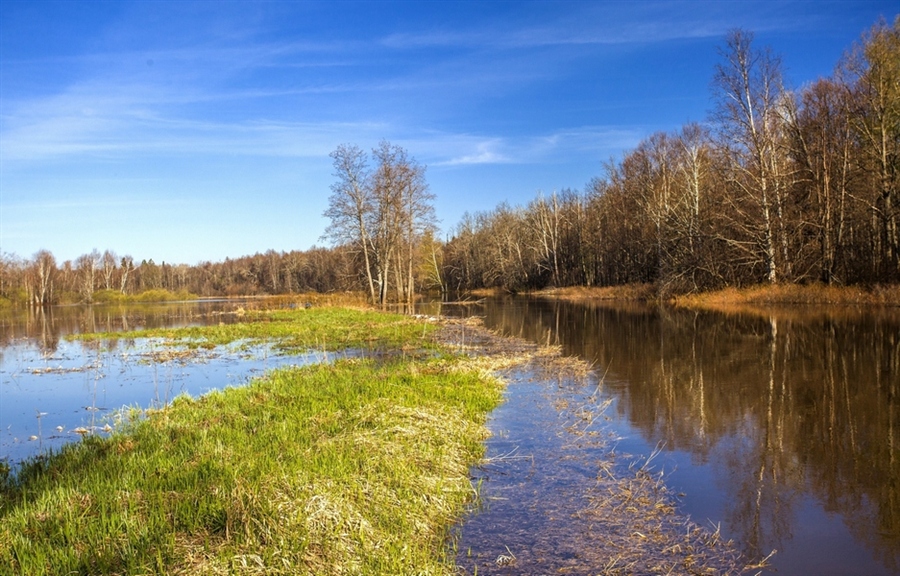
[442,316,772,575]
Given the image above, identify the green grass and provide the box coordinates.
[90,289,199,304]
[1,310,503,575]
[71,307,438,353]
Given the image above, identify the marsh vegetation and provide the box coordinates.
[0,307,504,574]
[1,302,782,575]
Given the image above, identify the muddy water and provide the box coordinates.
[449,297,900,576]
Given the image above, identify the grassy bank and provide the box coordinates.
[1,309,504,575]
[70,306,434,353]
[90,289,200,304]
[671,282,900,308]
[537,283,658,302]
[534,282,900,308]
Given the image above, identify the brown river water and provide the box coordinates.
[441,297,900,575]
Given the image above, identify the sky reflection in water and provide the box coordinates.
[0,302,320,470]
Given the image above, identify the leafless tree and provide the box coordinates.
[100,250,118,290]
[30,250,57,306]
[75,250,101,302]
[325,141,434,306]
[713,29,792,283]
[325,144,378,304]
[839,17,900,279]
[120,256,134,294]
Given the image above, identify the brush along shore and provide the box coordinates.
[2,307,762,574]
[534,282,900,308]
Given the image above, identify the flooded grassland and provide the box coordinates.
[2,299,896,574]
[0,301,767,575]
[0,304,506,574]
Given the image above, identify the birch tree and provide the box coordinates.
[324,141,434,306]
[840,17,900,279]
[713,29,791,283]
[324,144,378,304]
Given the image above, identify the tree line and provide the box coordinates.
[1,18,897,307]
[443,19,899,294]
[0,247,361,306]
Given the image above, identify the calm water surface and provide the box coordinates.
[3,299,898,574]
[450,297,899,575]
[0,301,318,470]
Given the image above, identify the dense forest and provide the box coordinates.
[444,20,900,294]
[1,19,897,306]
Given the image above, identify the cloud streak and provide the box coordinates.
[379,1,800,50]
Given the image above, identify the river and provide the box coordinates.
[444,296,900,575]
[2,298,898,574]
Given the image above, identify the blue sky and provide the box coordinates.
[1,1,896,265]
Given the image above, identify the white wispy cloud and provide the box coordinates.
[429,138,510,166]
[408,126,642,169]
[379,1,797,51]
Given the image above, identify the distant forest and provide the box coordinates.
[2,18,898,306]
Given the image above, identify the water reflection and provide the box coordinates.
[0,301,289,472]
[0,301,243,353]
[461,298,900,575]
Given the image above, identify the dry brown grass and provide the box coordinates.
[674,283,900,308]
[537,283,659,302]
[578,452,768,575]
[441,317,770,575]
[465,287,509,298]
[525,282,900,310]
[670,284,900,323]
[141,349,204,364]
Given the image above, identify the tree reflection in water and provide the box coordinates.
[463,297,900,574]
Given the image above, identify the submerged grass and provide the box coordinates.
[0,350,504,574]
[70,306,438,354]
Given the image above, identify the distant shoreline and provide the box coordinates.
[466,282,900,309]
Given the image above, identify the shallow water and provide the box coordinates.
[0,301,322,471]
[448,297,900,576]
[3,298,898,574]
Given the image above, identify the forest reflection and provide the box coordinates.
[467,297,900,571]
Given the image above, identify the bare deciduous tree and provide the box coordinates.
[713,29,791,283]
[325,144,378,303]
[324,141,435,306]
[30,250,57,306]
[840,17,900,279]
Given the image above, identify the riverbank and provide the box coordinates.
[532,282,900,308]
[1,306,766,574]
[1,308,508,575]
